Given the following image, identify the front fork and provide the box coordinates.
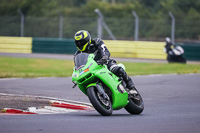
[96,83,110,101]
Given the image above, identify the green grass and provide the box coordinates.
[123,62,200,75]
[0,57,74,78]
[0,56,200,78]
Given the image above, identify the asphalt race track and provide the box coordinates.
[0,74,200,133]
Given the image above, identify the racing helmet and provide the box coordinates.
[166,37,171,43]
[74,30,91,51]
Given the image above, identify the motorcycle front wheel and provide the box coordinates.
[87,86,113,116]
[124,88,144,115]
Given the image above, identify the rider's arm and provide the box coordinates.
[94,38,110,58]
[165,43,173,54]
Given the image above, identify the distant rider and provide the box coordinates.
[164,37,173,54]
[73,30,137,93]
[164,37,186,63]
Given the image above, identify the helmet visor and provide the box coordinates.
[75,35,90,51]
[75,39,88,50]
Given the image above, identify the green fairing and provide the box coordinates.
[72,54,129,110]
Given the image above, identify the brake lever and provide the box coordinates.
[72,83,77,88]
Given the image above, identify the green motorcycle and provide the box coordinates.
[72,53,144,116]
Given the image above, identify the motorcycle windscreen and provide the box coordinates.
[74,53,89,70]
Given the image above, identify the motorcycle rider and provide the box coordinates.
[164,37,174,55]
[74,30,137,93]
[164,37,186,63]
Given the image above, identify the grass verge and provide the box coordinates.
[0,56,200,78]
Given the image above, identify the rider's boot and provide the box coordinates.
[111,66,137,95]
[125,77,138,95]
[121,71,138,95]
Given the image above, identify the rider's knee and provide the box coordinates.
[110,65,125,77]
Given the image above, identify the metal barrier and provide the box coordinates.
[1,15,199,42]
[1,36,200,61]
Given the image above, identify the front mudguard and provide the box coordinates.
[86,82,129,110]
[87,83,97,88]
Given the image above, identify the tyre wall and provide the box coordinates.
[176,43,200,61]
[0,36,199,61]
[32,38,76,54]
[0,36,32,53]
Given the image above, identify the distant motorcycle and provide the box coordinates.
[163,37,186,63]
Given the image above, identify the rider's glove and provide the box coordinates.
[100,55,108,65]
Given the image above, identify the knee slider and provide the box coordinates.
[110,65,124,77]
[117,67,126,77]
[109,64,119,74]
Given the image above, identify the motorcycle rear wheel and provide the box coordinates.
[87,86,113,116]
[124,88,144,115]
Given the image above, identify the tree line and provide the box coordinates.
[0,0,199,41]
[1,0,199,18]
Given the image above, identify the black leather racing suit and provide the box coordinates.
[74,38,110,61]
[74,38,135,89]
[165,41,173,54]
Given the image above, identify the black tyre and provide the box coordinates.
[124,88,144,115]
[87,86,113,116]
[180,56,187,64]
[167,55,173,63]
